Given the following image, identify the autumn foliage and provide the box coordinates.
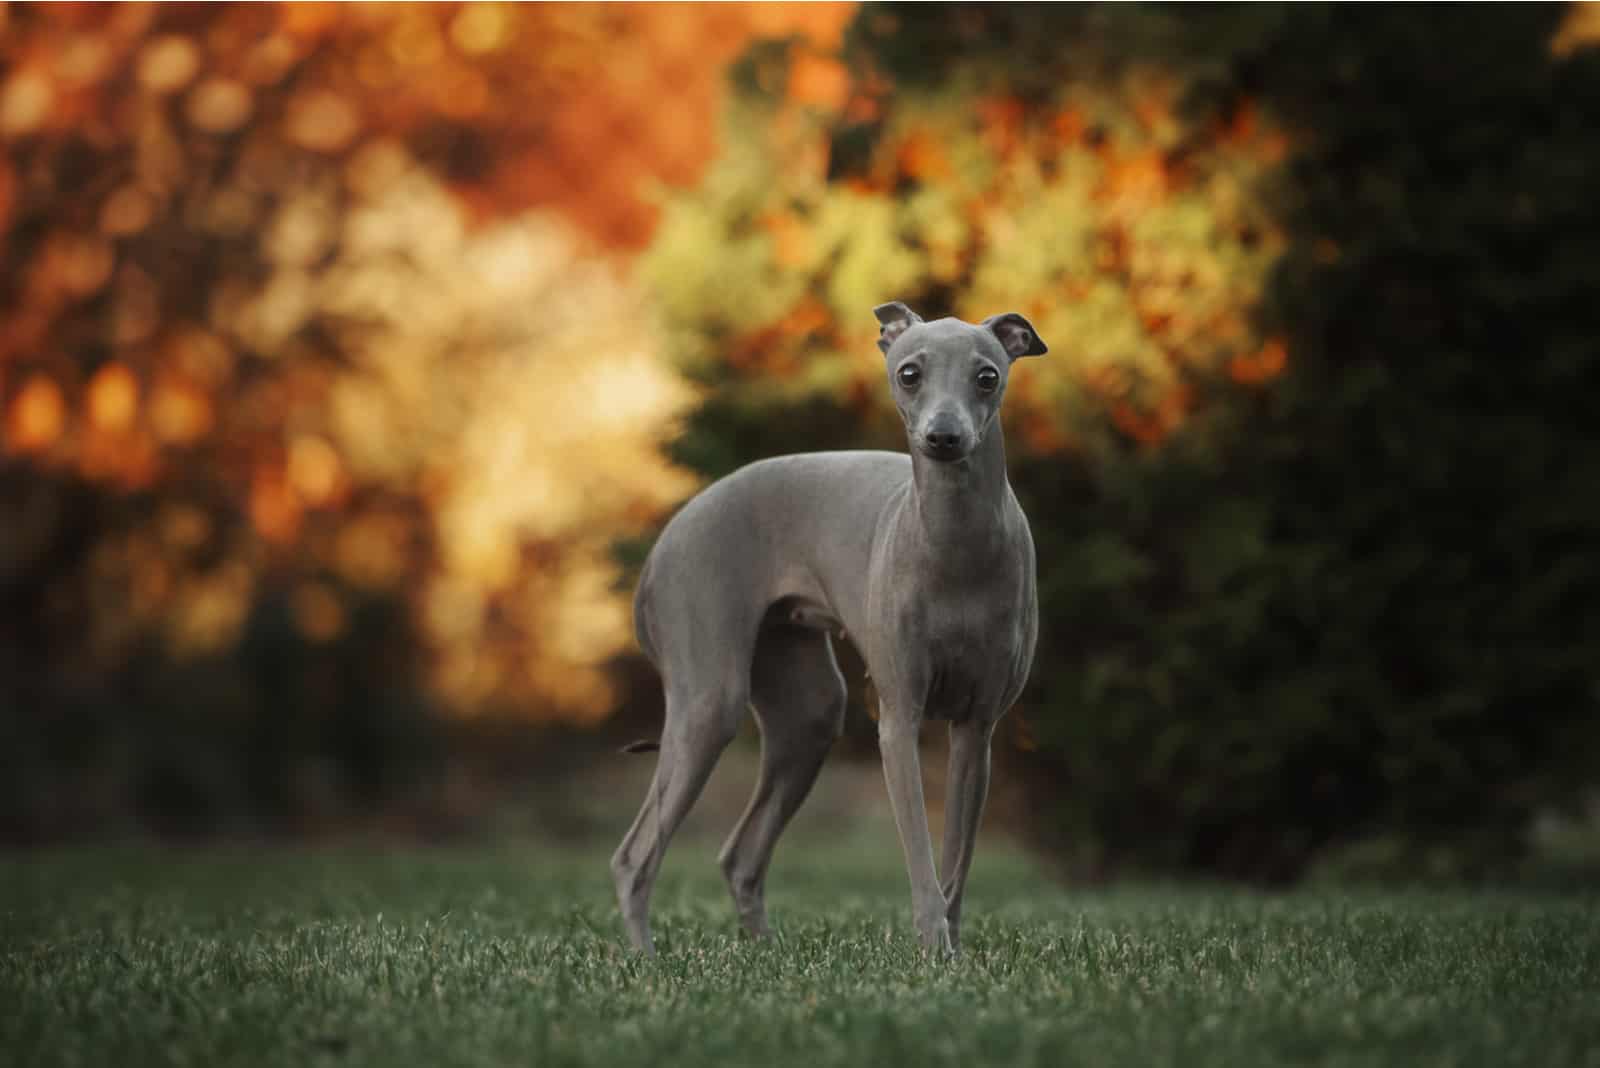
[0,3,854,835]
[6,4,1600,869]
[648,21,1290,466]
[0,3,859,723]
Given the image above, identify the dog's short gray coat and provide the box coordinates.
[612,303,1043,955]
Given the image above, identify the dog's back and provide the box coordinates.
[633,449,910,674]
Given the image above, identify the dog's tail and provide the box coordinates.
[619,738,661,754]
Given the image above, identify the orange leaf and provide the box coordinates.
[1051,106,1086,145]
[86,362,139,433]
[5,374,66,453]
[1100,152,1168,210]
[1225,98,1257,145]
[0,160,15,231]
[761,212,813,268]
[1228,338,1289,385]
[250,465,301,544]
[977,95,1025,156]
[150,377,213,445]
[896,128,949,181]
[1110,401,1167,447]
[1259,338,1287,377]
[787,50,850,111]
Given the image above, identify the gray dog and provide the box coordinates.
[612,301,1044,956]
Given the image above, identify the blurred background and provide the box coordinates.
[4,1,1600,883]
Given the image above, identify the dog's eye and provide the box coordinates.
[897,364,922,389]
[975,367,1000,393]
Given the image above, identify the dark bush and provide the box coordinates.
[1013,4,1600,880]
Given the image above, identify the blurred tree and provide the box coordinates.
[0,2,853,839]
[648,7,1287,471]
[643,3,1600,879]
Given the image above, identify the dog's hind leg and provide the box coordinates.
[718,625,845,938]
[612,680,746,955]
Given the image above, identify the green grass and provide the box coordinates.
[3,831,1598,1068]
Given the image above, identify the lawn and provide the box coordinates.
[3,827,1598,1068]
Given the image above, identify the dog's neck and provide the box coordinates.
[905,420,1015,566]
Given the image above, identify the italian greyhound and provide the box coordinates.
[612,302,1044,955]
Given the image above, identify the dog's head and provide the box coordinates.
[873,301,1046,463]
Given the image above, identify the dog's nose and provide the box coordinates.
[924,429,963,452]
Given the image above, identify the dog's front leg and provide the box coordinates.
[878,704,953,955]
[939,718,993,952]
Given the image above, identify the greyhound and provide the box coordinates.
[611,301,1044,956]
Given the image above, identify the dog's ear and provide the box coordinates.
[874,301,923,354]
[983,312,1048,359]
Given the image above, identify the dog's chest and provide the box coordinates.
[908,584,1031,723]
